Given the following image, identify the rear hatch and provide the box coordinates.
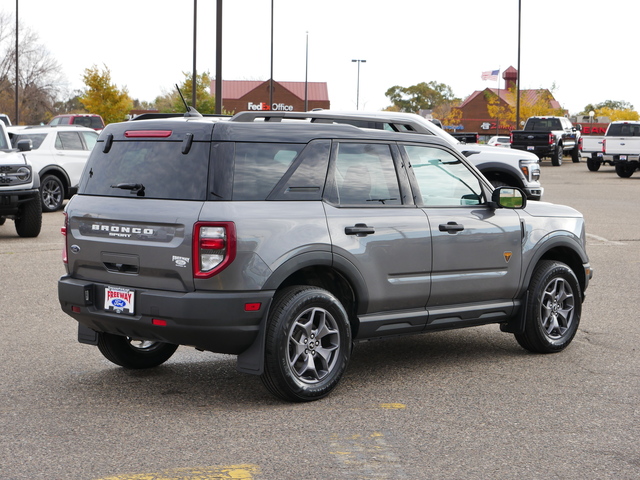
[65,119,215,293]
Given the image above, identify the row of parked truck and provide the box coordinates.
[579,121,640,177]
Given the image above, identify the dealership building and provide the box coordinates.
[210,80,330,114]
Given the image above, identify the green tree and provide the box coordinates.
[80,65,133,125]
[385,81,459,113]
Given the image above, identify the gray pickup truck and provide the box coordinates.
[58,114,592,402]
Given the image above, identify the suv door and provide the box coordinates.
[55,130,98,186]
[323,141,432,337]
[400,144,522,324]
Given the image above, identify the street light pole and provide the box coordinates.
[352,59,366,110]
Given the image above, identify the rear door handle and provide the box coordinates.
[345,223,375,236]
[439,222,464,234]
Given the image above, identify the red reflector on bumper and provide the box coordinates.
[152,319,168,326]
[245,303,262,312]
[71,306,81,313]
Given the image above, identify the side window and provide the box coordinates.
[334,143,401,206]
[232,143,303,200]
[81,131,98,150]
[55,132,84,150]
[403,145,484,207]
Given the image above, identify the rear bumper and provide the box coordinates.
[58,275,275,354]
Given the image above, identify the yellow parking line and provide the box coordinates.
[96,464,259,480]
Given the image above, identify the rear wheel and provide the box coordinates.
[615,162,635,178]
[261,286,352,402]
[97,333,178,369]
[551,146,563,166]
[586,155,601,172]
[14,198,42,238]
[515,260,581,353]
[40,174,65,212]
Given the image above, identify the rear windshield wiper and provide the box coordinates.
[110,183,145,196]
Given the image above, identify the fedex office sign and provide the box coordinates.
[248,102,294,111]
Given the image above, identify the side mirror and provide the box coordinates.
[17,139,32,152]
[491,186,526,209]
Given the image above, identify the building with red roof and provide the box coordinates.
[455,66,562,139]
[210,80,330,114]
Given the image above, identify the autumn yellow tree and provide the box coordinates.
[486,88,564,128]
[80,65,133,125]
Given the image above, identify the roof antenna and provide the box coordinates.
[176,84,202,118]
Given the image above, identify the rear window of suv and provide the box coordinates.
[79,141,210,200]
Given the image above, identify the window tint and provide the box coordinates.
[55,132,84,150]
[403,145,483,206]
[79,141,210,200]
[334,143,401,206]
[13,133,46,149]
[607,123,640,136]
[81,131,98,150]
[527,118,562,131]
[232,143,303,200]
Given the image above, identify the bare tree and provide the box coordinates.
[0,12,65,124]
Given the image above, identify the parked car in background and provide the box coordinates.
[48,114,105,131]
[602,120,640,178]
[511,116,581,166]
[8,125,98,211]
[579,135,613,171]
[0,122,41,237]
[488,136,511,148]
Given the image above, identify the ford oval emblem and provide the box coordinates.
[70,245,81,254]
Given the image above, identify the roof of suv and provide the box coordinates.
[101,117,455,148]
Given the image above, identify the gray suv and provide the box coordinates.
[58,115,592,402]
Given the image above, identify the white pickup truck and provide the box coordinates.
[579,136,613,171]
[602,121,640,178]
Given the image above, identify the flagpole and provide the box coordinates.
[496,67,501,137]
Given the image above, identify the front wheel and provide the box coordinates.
[615,162,635,178]
[15,198,42,237]
[571,146,580,163]
[261,286,352,402]
[515,260,581,353]
[97,333,178,369]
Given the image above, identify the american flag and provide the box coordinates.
[481,69,499,81]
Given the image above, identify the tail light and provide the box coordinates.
[602,138,606,153]
[193,222,236,278]
[548,133,554,145]
[61,212,68,264]
[509,133,514,144]
[578,137,583,151]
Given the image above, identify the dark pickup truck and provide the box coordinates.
[511,116,581,166]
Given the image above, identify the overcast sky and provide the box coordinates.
[7,0,638,115]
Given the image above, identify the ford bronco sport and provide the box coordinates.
[58,114,592,402]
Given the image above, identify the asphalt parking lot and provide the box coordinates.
[1,159,638,480]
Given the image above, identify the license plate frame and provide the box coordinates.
[527,146,535,151]
[104,286,135,315]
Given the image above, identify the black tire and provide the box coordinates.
[97,333,178,369]
[515,260,581,353]
[551,146,563,166]
[261,286,352,402]
[586,156,601,172]
[571,146,580,163]
[615,162,635,178]
[40,174,65,212]
[14,198,42,238]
